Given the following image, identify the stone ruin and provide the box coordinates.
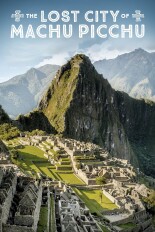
[0,167,42,232]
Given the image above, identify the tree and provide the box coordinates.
[99,191,103,203]
[96,176,106,188]
[96,177,106,204]
[76,162,81,170]
[144,191,155,209]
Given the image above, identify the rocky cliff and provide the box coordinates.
[39,54,155,177]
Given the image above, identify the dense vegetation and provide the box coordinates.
[39,56,81,133]
[25,129,47,136]
[0,123,20,140]
[17,111,55,134]
[0,105,10,123]
[143,191,155,209]
[0,104,20,140]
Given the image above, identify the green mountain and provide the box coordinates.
[17,111,55,134]
[0,105,20,140]
[38,54,155,178]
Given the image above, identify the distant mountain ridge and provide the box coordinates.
[94,48,155,102]
[0,64,59,118]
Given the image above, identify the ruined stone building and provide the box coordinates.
[0,167,42,232]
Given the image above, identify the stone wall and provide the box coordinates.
[112,215,133,226]
[14,182,42,232]
[103,189,121,208]
[120,225,141,232]
[0,169,3,185]
[56,166,72,171]
[77,169,88,184]
[33,182,42,232]
[133,210,147,222]
[77,186,101,190]
[120,220,153,232]
[14,215,34,227]
[0,220,2,232]
[3,224,34,232]
[141,218,152,231]
[143,225,155,232]
[64,147,73,156]
[1,174,17,224]
[0,161,10,164]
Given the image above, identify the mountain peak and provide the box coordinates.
[26,67,45,78]
[134,48,145,52]
[39,54,108,133]
[53,53,99,85]
[133,48,148,55]
[63,54,92,70]
[71,53,90,63]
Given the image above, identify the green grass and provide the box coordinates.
[119,222,136,229]
[75,155,95,160]
[33,162,56,179]
[11,145,85,185]
[99,224,110,232]
[43,58,80,133]
[82,161,102,165]
[56,164,72,168]
[50,194,56,232]
[6,138,20,148]
[0,123,20,140]
[73,188,118,215]
[42,141,52,146]
[11,146,52,177]
[61,157,70,161]
[18,146,45,159]
[37,206,48,232]
[57,173,85,185]
[48,167,85,185]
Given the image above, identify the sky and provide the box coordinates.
[0,0,155,83]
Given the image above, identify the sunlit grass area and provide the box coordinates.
[11,145,84,185]
[57,172,85,185]
[73,188,118,215]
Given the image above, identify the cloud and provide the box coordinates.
[2,33,155,82]
[79,36,155,62]
[84,43,124,62]
[0,76,11,83]
[35,52,70,67]
[35,36,153,68]
[34,38,126,68]
[2,38,79,79]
